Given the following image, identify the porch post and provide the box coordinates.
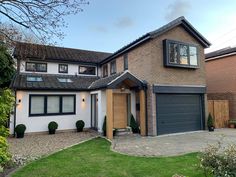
[106,89,113,140]
[139,90,146,136]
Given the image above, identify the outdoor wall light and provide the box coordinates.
[82,98,85,102]
[18,99,21,103]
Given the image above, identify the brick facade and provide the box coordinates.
[102,25,206,135]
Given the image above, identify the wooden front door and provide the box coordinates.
[113,93,127,128]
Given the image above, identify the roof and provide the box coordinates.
[89,70,146,90]
[11,71,146,91]
[10,73,99,91]
[101,16,211,64]
[13,42,111,64]
[205,47,236,60]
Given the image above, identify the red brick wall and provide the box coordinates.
[206,55,236,93]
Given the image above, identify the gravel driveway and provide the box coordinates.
[113,129,236,156]
[8,130,98,159]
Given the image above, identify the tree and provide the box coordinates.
[0,0,88,44]
[0,44,16,88]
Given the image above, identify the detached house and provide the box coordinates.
[10,16,210,139]
[206,47,236,120]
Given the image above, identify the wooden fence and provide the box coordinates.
[208,100,229,128]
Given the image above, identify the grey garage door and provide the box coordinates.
[156,94,202,135]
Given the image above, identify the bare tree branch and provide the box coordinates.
[0,0,89,44]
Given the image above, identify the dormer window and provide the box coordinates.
[26,62,47,72]
[163,39,199,68]
[57,78,73,83]
[27,76,43,82]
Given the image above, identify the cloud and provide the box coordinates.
[115,17,134,29]
[91,26,107,33]
[165,0,191,21]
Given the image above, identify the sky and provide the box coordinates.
[56,0,236,53]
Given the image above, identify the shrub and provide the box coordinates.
[130,114,140,133]
[207,113,214,127]
[102,116,106,136]
[76,120,85,132]
[15,124,26,138]
[0,126,9,138]
[48,121,58,134]
[0,136,11,172]
[200,141,236,177]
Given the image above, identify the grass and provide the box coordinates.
[12,137,207,177]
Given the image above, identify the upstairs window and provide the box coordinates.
[58,64,68,73]
[26,62,47,72]
[102,64,108,77]
[110,60,116,74]
[27,76,43,82]
[79,66,96,75]
[163,39,199,68]
[124,54,128,70]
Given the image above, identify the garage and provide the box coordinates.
[156,93,203,135]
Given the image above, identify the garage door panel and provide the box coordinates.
[156,94,202,135]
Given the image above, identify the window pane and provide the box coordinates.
[103,64,108,77]
[57,78,72,83]
[62,96,74,113]
[124,54,128,70]
[110,61,116,74]
[59,64,68,73]
[47,96,60,114]
[37,63,47,72]
[169,43,178,64]
[189,46,198,66]
[79,66,96,75]
[31,96,44,114]
[26,63,36,71]
[179,45,189,65]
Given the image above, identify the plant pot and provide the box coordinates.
[16,132,24,138]
[77,128,83,132]
[208,126,214,132]
[229,123,235,128]
[49,129,56,134]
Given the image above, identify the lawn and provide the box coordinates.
[12,137,208,177]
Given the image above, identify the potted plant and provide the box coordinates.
[15,124,26,138]
[76,120,85,132]
[228,119,236,128]
[48,121,58,134]
[130,114,140,133]
[207,113,214,132]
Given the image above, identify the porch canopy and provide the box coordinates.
[90,71,147,140]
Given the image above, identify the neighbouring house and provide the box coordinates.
[10,16,210,139]
[206,47,236,120]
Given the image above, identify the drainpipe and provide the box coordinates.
[13,90,17,137]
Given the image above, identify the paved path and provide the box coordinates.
[8,130,98,159]
[113,129,236,156]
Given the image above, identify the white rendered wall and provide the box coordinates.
[10,91,91,134]
[19,60,98,76]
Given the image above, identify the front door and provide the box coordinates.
[113,93,128,129]
[91,94,98,130]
